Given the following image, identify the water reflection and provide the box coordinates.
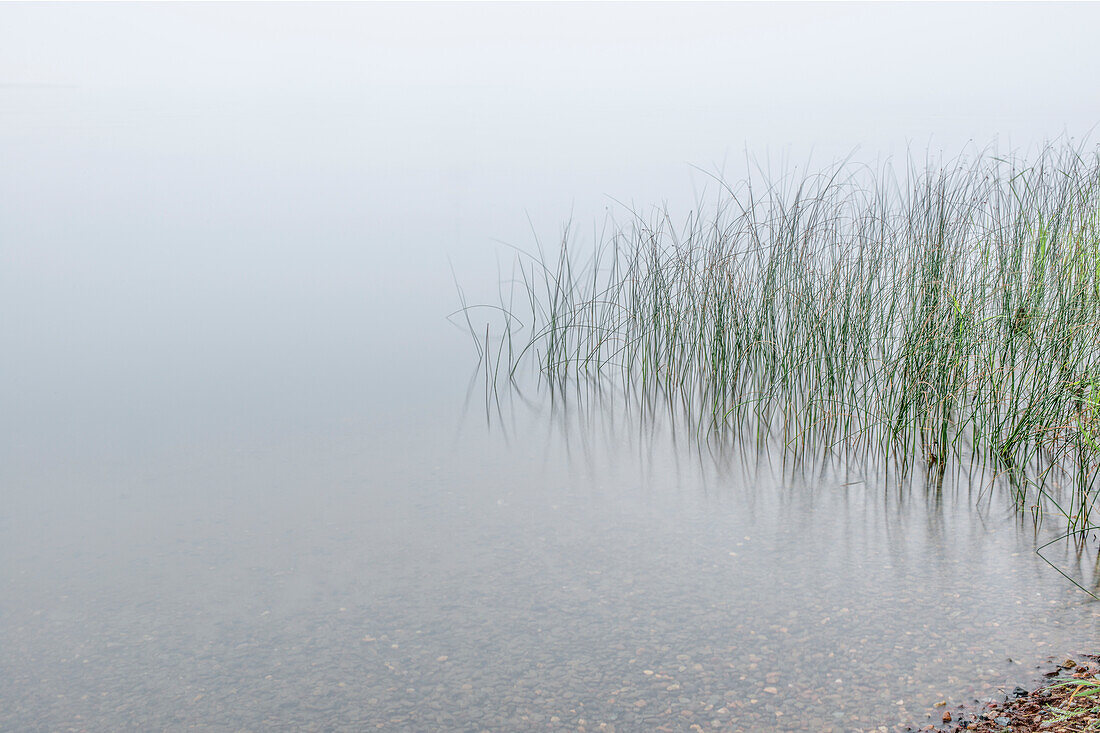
[2,369,1098,732]
[447,376,1100,730]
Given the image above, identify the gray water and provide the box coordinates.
[4,392,1100,732]
[4,4,1100,732]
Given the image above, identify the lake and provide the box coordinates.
[3,4,1100,731]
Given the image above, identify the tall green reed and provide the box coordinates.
[460,143,1100,529]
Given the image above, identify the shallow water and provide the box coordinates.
[3,385,1099,732]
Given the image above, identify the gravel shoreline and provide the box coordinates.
[903,655,1099,732]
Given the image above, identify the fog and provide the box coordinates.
[4,4,1100,458]
[3,4,1100,731]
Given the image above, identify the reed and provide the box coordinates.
[462,142,1100,528]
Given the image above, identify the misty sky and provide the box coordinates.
[3,2,1100,458]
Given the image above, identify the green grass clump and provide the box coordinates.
[461,142,1100,528]
[1047,674,1100,729]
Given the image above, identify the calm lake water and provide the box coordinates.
[3,363,1099,732]
[4,5,1100,731]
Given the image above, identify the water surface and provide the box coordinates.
[3,385,1099,731]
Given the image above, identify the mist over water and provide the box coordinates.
[3,4,1100,731]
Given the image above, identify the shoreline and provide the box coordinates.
[902,655,1099,732]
